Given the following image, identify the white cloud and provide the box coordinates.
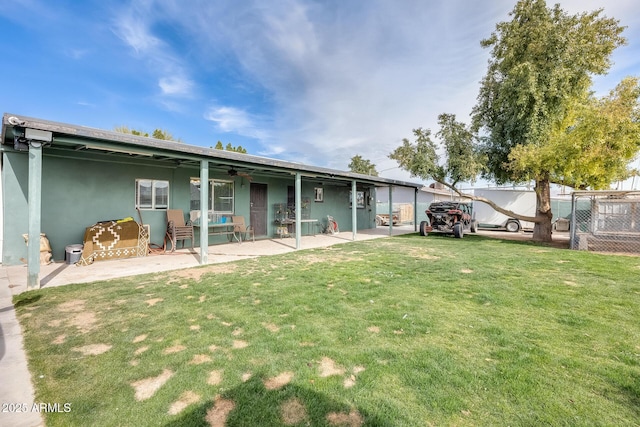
[204,105,271,141]
[158,76,194,96]
[111,2,194,100]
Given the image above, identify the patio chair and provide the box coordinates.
[166,209,194,252]
[232,215,255,242]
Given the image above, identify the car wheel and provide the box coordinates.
[419,221,429,236]
[470,220,478,233]
[505,220,520,233]
[453,222,463,238]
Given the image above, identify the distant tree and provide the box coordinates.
[114,126,181,142]
[212,141,247,153]
[151,129,180,142]
[349,155,378,176]
[114,126,148,137]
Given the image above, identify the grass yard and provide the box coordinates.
[14,233,640,426]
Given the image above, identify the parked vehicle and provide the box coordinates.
[472,189,536,232]
[420,201,477,238]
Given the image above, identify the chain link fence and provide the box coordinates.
[570,191,640,254]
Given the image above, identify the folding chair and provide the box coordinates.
[166,209,194,252]
[232,215,255,242]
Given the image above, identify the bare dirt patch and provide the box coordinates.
[206,396,236,427]
[171,264,239,282]
[163,344,186,355]
[241,372,252,382]
[367,326,380,333]
[145,298,164,307]
[461,269,474,274]
[232,328,244,336]
[72,343,112,356]
[168,390,201,415]
[319,357,345,377]
[133,334,148,343]
[264,371,294,390]
[189,354,212,365]
[281,397,307,425]
[190,325,201,331]
[207,370,223,386]
[134,346,149,356]
[70,311,98,333]
[131,369,174,401]
[232,340,248,349]
[52,334,66,345]
[57,299,86,312]
[263,322,280,333]
[326,408,364,427]
[344,366,366,388]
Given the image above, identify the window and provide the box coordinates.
[190,179,234,213]
[136,179,169,209]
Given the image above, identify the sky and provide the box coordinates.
[1,0,639,188]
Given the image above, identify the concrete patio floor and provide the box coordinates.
[4,226,418,296]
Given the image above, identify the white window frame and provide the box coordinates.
[190,178,235,214]
[135,179,169,210]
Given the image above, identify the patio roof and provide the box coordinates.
[2,113,423,189]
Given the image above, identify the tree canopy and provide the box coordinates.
[348,155,378,176]
[389,114,484,190]
[507,77,640,190]
[472,0,627,185]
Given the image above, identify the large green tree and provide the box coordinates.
[472,0,628,241]
[348,155,379,176]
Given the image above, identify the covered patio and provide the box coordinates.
[2,226,416,295]
[2,113,423,290]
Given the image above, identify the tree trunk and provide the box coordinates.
[532,178,553,242]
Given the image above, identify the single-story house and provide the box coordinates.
[1,113,422,288]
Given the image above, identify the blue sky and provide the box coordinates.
[1,0,639,186]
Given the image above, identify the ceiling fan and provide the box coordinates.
[227,168,253,181]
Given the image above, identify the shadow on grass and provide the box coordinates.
[12,292,42,308]
[163,376,390,427]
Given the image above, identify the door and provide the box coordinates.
[250,183,268,236]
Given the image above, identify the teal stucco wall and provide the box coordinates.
[2,150,378,265]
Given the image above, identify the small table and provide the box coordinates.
[194,222,242,243]
[276,219,318,237]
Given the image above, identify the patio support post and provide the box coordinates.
[295,172,301,250]
[414,187,419,232]
[388,186,393,236]
[27,143,43,290]
[199,160,209,264]
[352,180,357,241]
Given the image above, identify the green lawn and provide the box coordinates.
[14,233,640,426]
